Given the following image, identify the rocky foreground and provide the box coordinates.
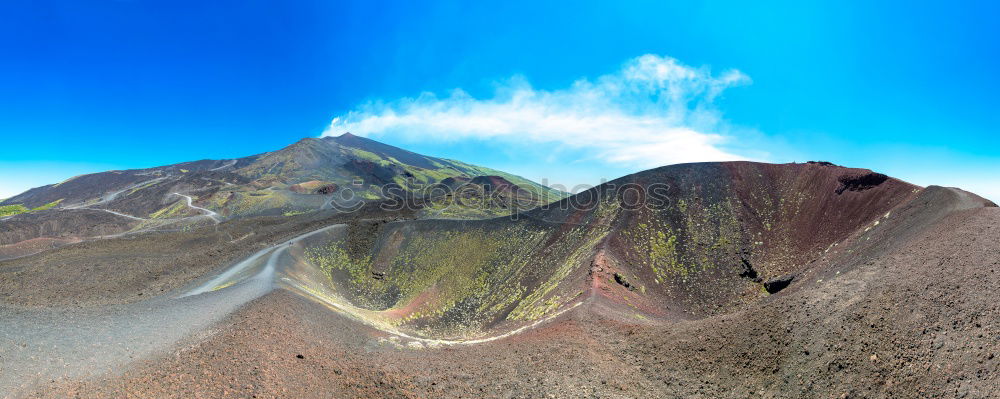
[2,162,998,398]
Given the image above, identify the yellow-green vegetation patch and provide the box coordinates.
[0,199,64,217]
[306,221,606,337]
[419,199,512,219]
[349,148,389,164]
[149,200,190,219]
[128,180,160,195]
[226,189,291,216]
[649,229,682,280]
[507,227,608,321]
[32,199,63,211]
[0,204,29,217]
[622,196,744,285]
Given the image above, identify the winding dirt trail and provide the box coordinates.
[62,177,168,211]
[91,208,146,221]
[53,177,170,221]
[208,159,237,171]
[0,275,272,396]
[0,224,343,396]
[0,219,586,396]
[171,193,220,223]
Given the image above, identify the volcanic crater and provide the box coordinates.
[3,152,998,398]
[280,161,933,340]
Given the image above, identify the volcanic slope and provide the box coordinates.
[21,160,1000,398]
[281,161,935,340]
[0,133,565,259]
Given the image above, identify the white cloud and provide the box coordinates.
[322,54,754,168]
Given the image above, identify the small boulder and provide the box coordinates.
[614,273,634,291]
[763,275,794,294]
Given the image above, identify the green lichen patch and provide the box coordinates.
[1,199,65,217]
[149,201,190,219]
[305,220,606,338]
[32,199,63,211]
[0,204,29,217]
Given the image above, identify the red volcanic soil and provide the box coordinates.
[289,181,338,195]
[527,161,924,319]
[468,175,517,192]
[437,175,526,196]
[8,161,1000,398]
[41,198,1000,398]
[0,209,139,249]
[0,236,82,261]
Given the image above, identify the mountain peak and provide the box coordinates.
[321,132,359,143]
[328,132,371,145]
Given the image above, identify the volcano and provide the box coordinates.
[1,139,998,398]
[0,134,565,260]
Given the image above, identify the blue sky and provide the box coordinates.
[1,1,997,200]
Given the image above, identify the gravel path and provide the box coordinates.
[0,223,346,396]
[171,193,220,223]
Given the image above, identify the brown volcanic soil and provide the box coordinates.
[6,162,1000,398]
[40,290,662,399]
[0,209,138,249]
[0,203,416,308]
[38,204,1000,398]
[320,161,926,339]
[0,237,81,261]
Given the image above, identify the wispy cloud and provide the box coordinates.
[323,54,754,168]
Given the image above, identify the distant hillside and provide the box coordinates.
[0,134,568,256]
